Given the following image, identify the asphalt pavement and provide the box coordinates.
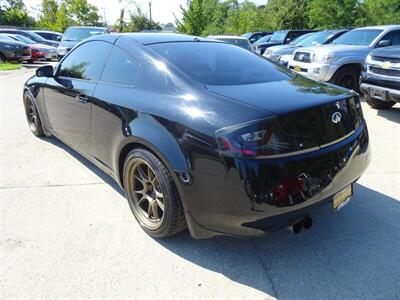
[1,66,399,299]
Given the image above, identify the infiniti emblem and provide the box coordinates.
[332,112,342,124]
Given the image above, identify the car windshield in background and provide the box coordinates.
[217,38,251,50]
[254,35,271,45]
[0,34,14,41]
[149,42,289,86]
[288,33,314,45]
[63,28,105,41]
[297,31,335,47]
[11,35,35,44]
[25,31,47,42]
[241,33,252,39]
[269,31,286,43]
[332,29,383,46]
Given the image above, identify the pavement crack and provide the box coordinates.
[251,240,280,299]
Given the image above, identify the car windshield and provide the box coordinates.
[11,35,35,44]
[63,28,106,41]
[269,31,287,43]
[288,33,314,45]
[296,31,336,47]
[215,38,252,50]
[149,42,289,86]
[24,31,47,42]
[0,34,14,41]
[254,35,271,45]
[332,29,383,46]
[241,33,252,39]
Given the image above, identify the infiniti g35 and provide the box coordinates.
[23,33,370,239]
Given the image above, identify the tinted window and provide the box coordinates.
[287,31,304,41]
[332,29,383,46]
[254,35,271,45]
[101,47,139,85]
[269,31,287,43]
[58,41,112,81]
[297,31,335,46]
[149,42,289,86]
[381,30,400,46]
[215,38,252,50]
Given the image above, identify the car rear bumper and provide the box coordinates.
[360,72,400,103]
[181,124,370,239]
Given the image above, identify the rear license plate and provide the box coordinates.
[294,65,301,72]
[333,184,352,212]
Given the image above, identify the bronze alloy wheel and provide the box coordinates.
[23,92,44,136]
[125,158,165,229]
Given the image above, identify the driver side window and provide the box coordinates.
[380,30,400,46]
[58,41,112,81]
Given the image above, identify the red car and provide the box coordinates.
[6,34,57,62]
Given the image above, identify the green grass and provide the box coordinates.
[0,63,22,71]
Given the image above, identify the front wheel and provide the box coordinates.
[365,94,396,109]
[123,148,186,238]
[331,66,360,92]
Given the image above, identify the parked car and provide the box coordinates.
[58,26,109,59]
[0,34,31,62]
[264,29,349,67]
[0,29,59,47]
[288,25,400,91]
[207,35,254,51]
[23,33,370,239]
[254,29,317,55]
[31,30,63,42]
[6,34,58,62]
[360,46,400,109]
[242,31,273,44]
[252,34,272,47]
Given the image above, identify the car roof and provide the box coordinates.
[116,33,211,45]
[65,26,108,30]
[208,35,248,40]
[354,25,400,30]
[32,30,62,34]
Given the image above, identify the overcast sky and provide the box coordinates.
[24,0,267,25]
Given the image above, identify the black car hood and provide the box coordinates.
[205,76,353,115]
[370,46,400,59]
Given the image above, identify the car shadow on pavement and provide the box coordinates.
[158,183,400,299]
[40,136,125,197]
[376,106,400,124]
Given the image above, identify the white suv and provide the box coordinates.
[287,25,400,91]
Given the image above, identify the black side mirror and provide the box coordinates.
[249,38,256,43]
[377,40,391,47]
[57,36,62,41]
[36,65,54,77]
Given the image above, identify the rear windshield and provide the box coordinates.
[149,42,289,86]
[297,31,335,46]
[332,29,383,46]
[63,28,106,42]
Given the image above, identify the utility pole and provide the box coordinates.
[101,7,107,26]
[149,1,152,22]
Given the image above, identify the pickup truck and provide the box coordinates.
[288,25,400,92]
[361,46,399,109]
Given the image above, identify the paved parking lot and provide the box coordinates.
[1,67,399,299]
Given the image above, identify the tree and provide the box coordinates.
[266,0,309,30]
[308,0,360,29]
[38,0,59,30]
[124,4,161,32]
[54,2,72,32]
[68,0,102,26]
[356,0,400,26]
[177,0,215,35]
[0,0,36,27]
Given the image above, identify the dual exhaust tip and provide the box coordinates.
[291,216,313,234]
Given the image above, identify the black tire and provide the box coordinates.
[23,92,44,136]
[0,52,6,63]
[365,94,396,109]
[331,66,361,92]
[123,148,186,238]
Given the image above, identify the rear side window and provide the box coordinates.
[58,41,112,81]
[101,46,139,85]
[149,42,289,86]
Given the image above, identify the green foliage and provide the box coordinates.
[0,62,22,71]
[54,2,72,32]
[38,0,59,30]
[123,5,162,32]
[67,0,102,26]
[0,0,36,27]
[356,0,400,26]
[266,0,309,30]
[308,0,360,29]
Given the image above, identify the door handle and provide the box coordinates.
[75,94,90,104]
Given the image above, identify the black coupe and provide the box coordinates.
[23,33,370,239]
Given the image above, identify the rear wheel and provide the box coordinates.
[123,148,186,238]
[23,92,44,136]
[331,66,360,92]
[365,94,395,109]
